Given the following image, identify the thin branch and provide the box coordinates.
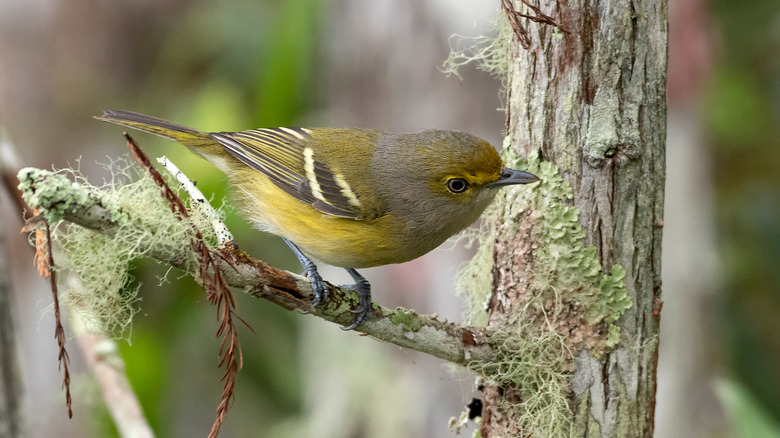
[1,132,29,219]
[17,166,500,367]
[76,334,154,438]
[1,169,26,219]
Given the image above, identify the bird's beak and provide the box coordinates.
[486,168,540,187]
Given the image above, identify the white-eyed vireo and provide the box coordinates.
[97,110,539,329]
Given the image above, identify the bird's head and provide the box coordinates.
[372,130,539,239]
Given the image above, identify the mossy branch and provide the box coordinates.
[17,165,500,367]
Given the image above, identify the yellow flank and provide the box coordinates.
[230,165,402,268]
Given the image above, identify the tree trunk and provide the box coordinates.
[481,1,667,437]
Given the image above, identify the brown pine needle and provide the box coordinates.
[40,220,73,418]
[125,133,245,438]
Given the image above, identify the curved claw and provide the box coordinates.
[340,268,372,330]
[341,301,371,330]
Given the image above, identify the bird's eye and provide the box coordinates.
[446,178,469,194]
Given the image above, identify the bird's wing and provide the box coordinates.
[210,128,366,219]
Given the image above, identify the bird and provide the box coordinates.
[96,110,539,329]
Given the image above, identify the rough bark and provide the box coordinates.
[482,1,666,437]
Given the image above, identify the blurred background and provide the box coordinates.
[0,0,778,437]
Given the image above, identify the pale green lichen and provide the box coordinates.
[20,158,220,340]
[390,308,422,333]
[456,137,631,436]
[17,166,126,226]
[501,145,631,347]
[471,331,572,437]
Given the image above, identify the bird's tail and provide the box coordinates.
[95,110,215,147]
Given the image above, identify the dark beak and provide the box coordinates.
[487,168,540,187]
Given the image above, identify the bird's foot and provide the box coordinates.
[283,238,328,308]
[341,268,372,330]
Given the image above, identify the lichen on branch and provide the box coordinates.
[17,159,219,338]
